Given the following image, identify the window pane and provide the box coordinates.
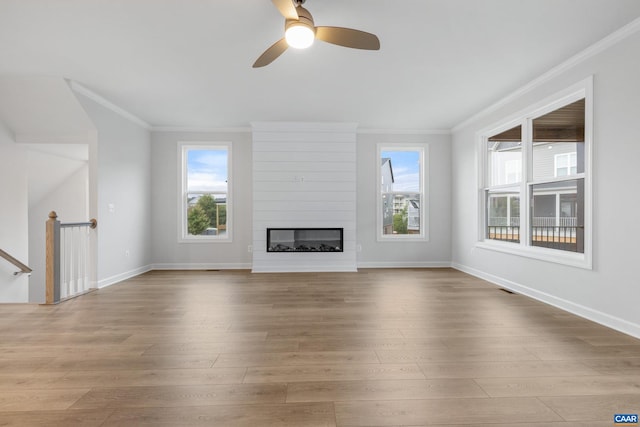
[187,149,228,192]
[186,193,227,236]
[380,151,420,192]
[487,126,522,186]
[380,149,423,238]
[532,99,584,181]
[530,179,584,253]
[382,194,420,235]
[486,190,520,243]
[185,148,228,238]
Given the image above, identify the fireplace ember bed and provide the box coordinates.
[266,228,343,253]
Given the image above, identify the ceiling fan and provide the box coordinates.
[253,0,380,68]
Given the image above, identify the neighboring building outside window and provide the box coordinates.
[179,143,231,242]
[478,78,592,268]
[377,146,427,240]
[555,152,577,177]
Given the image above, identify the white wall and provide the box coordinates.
[252,122,358,272]
[451,29,640,337]
[357,132,452,267]
[150,131,253,269]
[0,122,29,302]
[76,95,152,287]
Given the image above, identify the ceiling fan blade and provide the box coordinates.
[271,0,298,20]
[253,38,289,68]
[315,26,380,50]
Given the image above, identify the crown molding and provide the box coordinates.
[357,128,451,135]
[251,121,359,133]
[452,16,640,133]
[152,125,450,135]
[67,80,151,130]
[152,126,251,133]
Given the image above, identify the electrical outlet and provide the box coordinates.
[248,245,253,253]
[125,249,130,258]
[356,244,362,252]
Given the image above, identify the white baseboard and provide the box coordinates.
[452,262,640,339]
[357,261,452,269]
[97,265,153,289]
[152,263,252,270]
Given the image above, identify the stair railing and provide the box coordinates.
[0,248,32,276]
[46,211,97,304]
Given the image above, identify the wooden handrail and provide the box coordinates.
[0,248,32,275]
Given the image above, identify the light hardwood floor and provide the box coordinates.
[1,268,639,426]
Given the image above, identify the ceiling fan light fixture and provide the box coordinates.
[285,23,315,49]
[253,0,380,67]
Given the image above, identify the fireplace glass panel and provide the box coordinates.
[267,228,343,252]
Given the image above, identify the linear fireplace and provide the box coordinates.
[267,228,343,253]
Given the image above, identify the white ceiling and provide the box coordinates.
[2,0,640,131]
[0,76,95,142]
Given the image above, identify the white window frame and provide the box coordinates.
[476,77,592,269]
[376,144,429,241]
[178,141,232,243]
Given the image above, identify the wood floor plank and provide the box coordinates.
[582,357,640,374]
[428,423,613,427]
[122,331,268,345]
[297,337,447,352]
[0,409,114,427]
[0,389,90,412]
[524,344,640,360]
[539,394,640,421]
[266,328,404,340]
[244,363,424,383]
[0,344,150,357]
[101,403,336,427]
[43,355,216,371]
[334,397,563,425]
[142,338,300,355]
[418,360,600,379]
[474,375,640,397]
[376,347,539,363]
[70,383,287,409]
[286,378,488,402]
[0,358,56,374]
[440,335,586,348]
[8,368,247,389]
[578,334,640,346]
[0,371,70,389]
[213,351,380,368]
[400,327,550,338]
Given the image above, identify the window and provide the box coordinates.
[554,152,577,177]
[377,146,426,240]
[478,79,592,268]
[486,125,522,243]
[180,143,231,241]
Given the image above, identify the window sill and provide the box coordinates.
[475,240,592,270]
[179,237,232,244]
[377,235,428,242]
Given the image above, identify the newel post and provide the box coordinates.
[45,211,61,304]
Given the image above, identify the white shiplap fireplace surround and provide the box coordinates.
[251,122,357,272]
